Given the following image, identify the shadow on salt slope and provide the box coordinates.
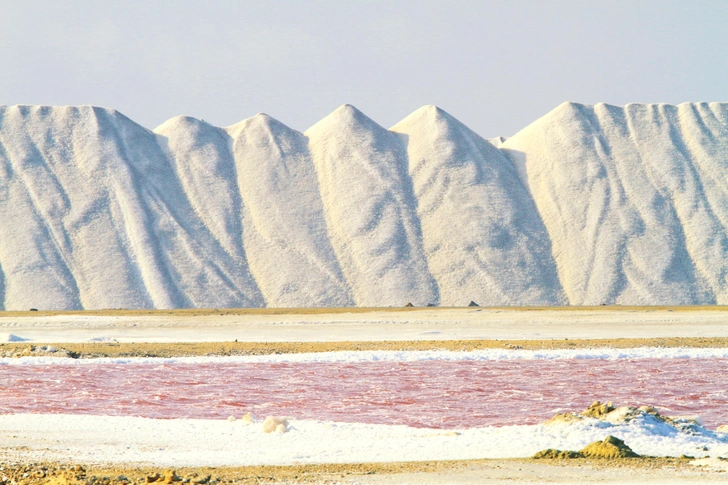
[1,333,30,342]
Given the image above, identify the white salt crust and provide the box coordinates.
[0,413,726,466]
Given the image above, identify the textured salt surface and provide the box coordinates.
[391,106,563,306]
[3,102,728,309]
[502,102,728,305]
[2,354,727,428]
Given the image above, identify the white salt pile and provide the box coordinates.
[3,102,728,310]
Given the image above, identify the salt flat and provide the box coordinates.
[2,307,728,343]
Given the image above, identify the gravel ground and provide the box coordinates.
[2,457,725,485]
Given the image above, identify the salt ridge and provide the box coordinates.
[2,102,728,309]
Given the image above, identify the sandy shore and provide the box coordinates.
[3,337,728,358]
[3,307,728,343]
[2,457,727,485]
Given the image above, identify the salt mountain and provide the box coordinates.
[1,102,727,310]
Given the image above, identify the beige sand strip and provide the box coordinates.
[2,337,728,358]
[2,457,723,485]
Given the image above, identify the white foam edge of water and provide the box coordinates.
[0,413,726,467]
[3,347,728,366]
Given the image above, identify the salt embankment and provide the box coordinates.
[1,404,727,467]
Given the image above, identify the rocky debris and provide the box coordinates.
[540,399,727,442]
[661,415,707,435]
[581,400,615,418]
[0,464,211,485]
[262,416,289,433]
[0,344,77,359]
[541,412,584,426]
[227,413,260,425]
[404,302,414,307]
[0,458,698,485]
[0,464,86,485]
[541,401,616,426]
[468,301,479,307]
[533,449,582,459]
[543,401,701,429]
[602,405,663,424]
[6,464,229,485]
[534,435,639,459]
[240,413,255,425]
[145,470,182,483]
[664,415,703,426]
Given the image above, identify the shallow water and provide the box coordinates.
[2,358,727,428]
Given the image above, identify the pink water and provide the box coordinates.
[2,359,727,428]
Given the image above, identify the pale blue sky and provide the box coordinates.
[1,0,727,137]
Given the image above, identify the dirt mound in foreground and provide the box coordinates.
[534,435,639,460]
[581,436,639,458]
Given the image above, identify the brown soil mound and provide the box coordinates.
[533,449,583,459]
[581,435,639,458]
[534,435,639,460]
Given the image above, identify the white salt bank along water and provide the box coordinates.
[1,102,728,309]
[1,413,727,467]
